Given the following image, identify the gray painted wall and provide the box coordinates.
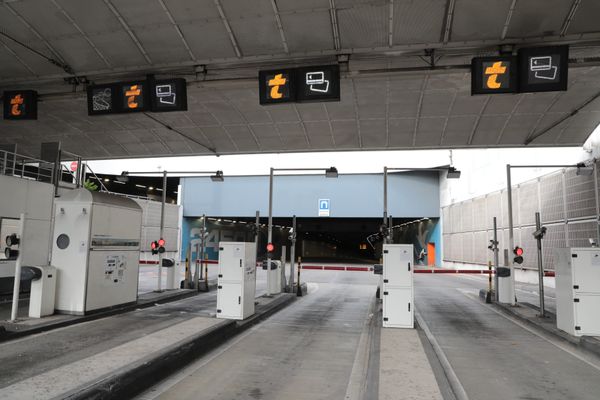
[181,172,439,218]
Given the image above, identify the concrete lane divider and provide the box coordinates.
[63,293,297,400]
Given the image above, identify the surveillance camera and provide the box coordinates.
[590,238,598,247]
[532,226,547,240]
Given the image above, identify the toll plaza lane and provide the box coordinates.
[414,274,600,400]
[0,269,268,390]
[135,270,380,400]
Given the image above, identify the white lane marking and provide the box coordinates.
[515,288,556,300]
[458,290,600,372]
[415,311,470,400]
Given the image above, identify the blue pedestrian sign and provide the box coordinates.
[318,199,330,217]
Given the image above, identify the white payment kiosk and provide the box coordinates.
[52,189,142,315]
[217,242,256,320]
[555,248,600,336]
[382,244,414,328]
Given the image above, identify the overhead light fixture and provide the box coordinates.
[148,186,154,190]
[576,162,594,176]
[135,184,146,189]
[447,167,461,179]
[210,170,224,182]
[325,167,338,178]
[116,171,129,183]
[103,178,110,182]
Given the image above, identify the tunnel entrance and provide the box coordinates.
[183,216,441,268]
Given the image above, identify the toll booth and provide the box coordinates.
[52,189,142,315]
[217,242,256,320]
[382,244,414,328]
[555,248,600,336]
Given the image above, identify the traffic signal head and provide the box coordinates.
[151,240,159,255]
[513,246,524,264]
[266,242,274,253]
[158,238,165,247]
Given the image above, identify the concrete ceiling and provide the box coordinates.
[1,0,600,159]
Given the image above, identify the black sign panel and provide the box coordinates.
[259,69,295,105]
[471,56,517,95]
[3,90,37,120]
[87,84,117,115]
[119,81,148,112]
[151,78,188,112]
[296,65,340,102]
[518,45,568,93]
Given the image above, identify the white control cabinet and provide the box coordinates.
[52,189,142,315]
[555,248,600,337]
[217,242,256,320]
[382,244,414,328]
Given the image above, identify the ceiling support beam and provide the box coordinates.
[103,0,152,64]
[441,0,456,44]
[501,0,518,40]
[214,0,242,58]
[560,0,582,37]
[329,0,341,51]
[2,2,74,74]
[467,96,491,145]
[388,0,394,47]
[412,75,429,146]
[50,0,111,68]
[157,0,196,61]
[270,0,289,54]
[350,78,362,148]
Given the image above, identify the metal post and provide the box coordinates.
[506,164,516,306]
[157,170,167,292]
[493,217,499,302]
[290,215,296,291]
[197,214,206,291]
[75,156,83,188]
[594,163,600,241]
[388,215,393,244]
[267,168,274,297]
[383,167,388,244]
[10,213,25,321]
[535,212,545,318]
[280,245,286,292]
[296,256,302,297]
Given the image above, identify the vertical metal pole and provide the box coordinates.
[290,215,296,291]
[383,167,388,244]
[493,217,499,302]
[197,214,206,291]
[388,215,393,244]
[280,245,286,291]
[75,156,83,188]
[535,212,545,317]
[10,213,25,321]
[157,170,167,292]
[506,164,516,306]
[267,168,274,297]
[594,163,600,241]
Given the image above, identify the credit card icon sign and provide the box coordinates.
[306,71,329,93]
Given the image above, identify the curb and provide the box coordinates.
[0,286,216,343]
[64,293,297,400]
[483,296,600,359]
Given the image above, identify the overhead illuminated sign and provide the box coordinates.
[87,84,117,115]
[518,45,568,93]
[259,65,341,105]
[3,90,37,120]
[87,78,187,115]
[151,78,188,112]
[259,69,295,105]
[471,56,517,95]
[121,81,147,112]
[296,65,340,102]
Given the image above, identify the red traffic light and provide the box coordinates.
[158,238,165,247]
[151,241,157,250]
[266,243,274,252]
[514,246,524,256]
